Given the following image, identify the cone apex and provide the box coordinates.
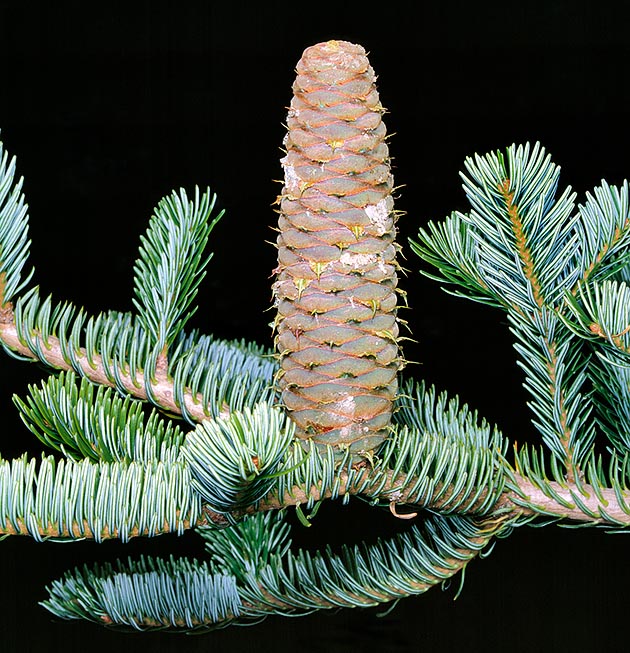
[297,40,369,76]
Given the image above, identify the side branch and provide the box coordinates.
[497,181,578,480]
[0,301,206,421]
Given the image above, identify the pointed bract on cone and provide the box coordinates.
[273,40,405,457]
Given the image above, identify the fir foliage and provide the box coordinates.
[589,359,630,453]
[508,310,595,467]
[4,281,276,423]
[575,180,630,283]
[4,44,630,634]
[201,511,496,618]
[9,289,153,380]
[0,454,200,541]
[13,371,185,463]
[166,331,277,422]
[508,444,630,528]
[0,139,32,304]
[133,187,222,351]
[267,379,507,516]
[562,280,630,454]
[413,142,630,474]
[43,556,241,631]
[182,402,295,514]
[43,510,495,630]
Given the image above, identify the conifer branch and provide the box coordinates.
[0,144,32,303]
[413,144,598,479]
[41,511,497,631]
[0,447,625,543]
[132,187,222,353]
[0,454,200,541]
[575,180,630,287]
[43,557,241,631]
[0,291,275,424]
[3,38,630,637]
[0,294,209,420]
[14,370,185,463]
[248,467,630,528]
[204,512,498,619]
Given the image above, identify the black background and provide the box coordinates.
[0,1,629,651]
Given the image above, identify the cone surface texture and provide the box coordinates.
[273,40,403,456]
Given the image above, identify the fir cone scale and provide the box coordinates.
[273,40,404,456]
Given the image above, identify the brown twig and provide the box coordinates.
[222,468,630,530]
[498,179,576,482]
[0,299,209,422]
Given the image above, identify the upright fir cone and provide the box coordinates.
[273,40,404,457]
